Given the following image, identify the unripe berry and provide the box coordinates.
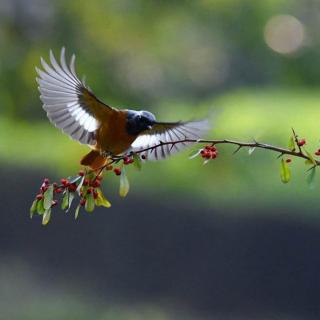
[114,168,121,176]
[106,165,113,171]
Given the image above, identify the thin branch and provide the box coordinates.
[90,137,319,174]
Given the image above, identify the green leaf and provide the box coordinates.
[42,208,51,225]
[307,167,317,190]
[304,149,317,166]
[30,200,38,218]
[248,147,256,155]
[74,204,81,219]
[66,191,75,212]
[280,158,291,184]
[61,190,69,211]
[36,198,45,215]
[85,193,95,213]
[288,136,295,151]
[43,185,54,210]
[76,176,85,194]
[189,149,201,159]
[119,168,130,197]
[133,153,142,170]
[95,188,111,208]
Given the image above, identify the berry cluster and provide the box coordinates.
[200,145,219,159]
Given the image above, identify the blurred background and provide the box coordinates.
[1,0,320,319]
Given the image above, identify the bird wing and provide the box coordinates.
[36,47,117,145]
[130,119,209,160]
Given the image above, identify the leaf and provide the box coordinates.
[248,147,256,155]
[30,200,38,218]
[280,158,291,184]
[203,159,210,165]
[132,153,142,170]
[85,193,95,213]
[189,149,201,159]
[43,185,54,210]
[74,204,81,219]
[66,191,75,212]
[95,188,111,208]
[42,208,51,225]
[68,175,82,184]
[307,167,317,190]
[36,198,45,215]
[304,149,317,166]
[288,136,295,151]
[76,176,85,194]
[61,190,69,211]
[119,168,130,197]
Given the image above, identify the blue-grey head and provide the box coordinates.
[126,110,157,135]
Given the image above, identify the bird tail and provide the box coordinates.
[80,150,108,170]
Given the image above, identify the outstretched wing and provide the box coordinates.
[130,119,209,160]
[36,47,117,145]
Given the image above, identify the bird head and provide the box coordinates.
[126,110,156,135]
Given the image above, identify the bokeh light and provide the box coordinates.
[264,14,306,55]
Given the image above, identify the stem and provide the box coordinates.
[91,137,319,173]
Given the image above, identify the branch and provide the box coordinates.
[107,138,319,165]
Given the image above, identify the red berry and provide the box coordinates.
[91,180,101,188]
[96,175,103,181]
[315,149,320,156]
[129,158,134,164]
[51,200,58,207]
[79,170,85,177]
[200,150,205,155]
[68,183,77,192]
[93,191,98,199]
[87,188,93,194]
[286,158,292,163]
[55,188,63,194]
[41,185,48,193]
[80,198,86,206]
[61,178,69,186]
[36,194,43,200]
[53,182,58,188]
[83,179,89,186]
[210,152,217,159]
[297,139,306,147]
[114,168,121,176]
[43,178,50,185]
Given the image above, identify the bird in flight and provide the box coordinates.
[36,48,209,169]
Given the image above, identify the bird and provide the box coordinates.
[36,48,209,170]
